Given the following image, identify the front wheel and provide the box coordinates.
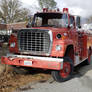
[51,57,74,82]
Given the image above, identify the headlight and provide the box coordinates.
[56,34,62,39]
[56,45,61,51]
[10,42,15,48]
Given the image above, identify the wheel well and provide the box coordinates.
[64,45,74,63]
[88,46,92,55]
[89,46,91,51]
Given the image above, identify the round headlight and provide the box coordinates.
[56,34,62,39]
[56,45,61,51]
[10,42,15,48]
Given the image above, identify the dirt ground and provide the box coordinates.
[0,44,51,92]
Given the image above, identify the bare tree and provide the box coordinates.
[0,0,30,23]
[38,0,57,9]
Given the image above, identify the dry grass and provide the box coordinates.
[0,43,51,92]
[0,68,51,92]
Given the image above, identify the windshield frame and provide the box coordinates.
[31,12,69,28]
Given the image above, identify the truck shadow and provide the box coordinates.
[72,56,92,90]
[73,56,92,78]
[28,68,51,75]
[22,57,92,80]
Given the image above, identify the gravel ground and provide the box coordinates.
[15,57,92,92]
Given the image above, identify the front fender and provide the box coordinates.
[51,39,74,57]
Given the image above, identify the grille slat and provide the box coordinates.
[18,29,51,55]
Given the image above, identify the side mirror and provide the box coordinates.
[68,24,73,28]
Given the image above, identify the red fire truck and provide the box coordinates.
[1,8,92,82]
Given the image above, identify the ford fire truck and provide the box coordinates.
[1,8,92,82]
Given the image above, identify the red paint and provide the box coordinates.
[1,56,62,70]
[60,62,71,78]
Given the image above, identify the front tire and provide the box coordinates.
[51,57,74,82]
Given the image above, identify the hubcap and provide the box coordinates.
[60,62,71,78]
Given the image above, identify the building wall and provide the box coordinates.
[0,22,27,30]
[6,22,27,30]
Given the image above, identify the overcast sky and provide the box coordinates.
[21,0,92,18]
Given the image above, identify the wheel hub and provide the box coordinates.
[60,62,71,78]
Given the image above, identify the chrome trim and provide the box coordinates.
[74,57,88,66]
[17,29,53,56]
[7,54,63,63]
[48,30,53,56]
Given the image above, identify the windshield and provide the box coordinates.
[31,13,68,28]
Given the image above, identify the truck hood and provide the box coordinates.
[31,27,68,33]
[10,27,69,57]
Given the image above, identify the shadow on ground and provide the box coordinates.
[73,56,92,77]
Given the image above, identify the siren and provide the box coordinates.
[63,8,69,13]
[43,8,48,12]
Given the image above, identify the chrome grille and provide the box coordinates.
[18,29,52,55]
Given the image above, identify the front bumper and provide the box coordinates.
[1,54,63,70]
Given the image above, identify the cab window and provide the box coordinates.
[70,16,75,27]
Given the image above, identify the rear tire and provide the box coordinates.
[85,50,91,65]
[51,57,74,82]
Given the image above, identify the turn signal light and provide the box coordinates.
[63,8,69,13]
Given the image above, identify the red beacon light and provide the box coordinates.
[63,8,69,13]
[43,8,48,12]
[43,8,60,13]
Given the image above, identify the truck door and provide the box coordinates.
[78,33,87,60]
[69,16,78,50]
